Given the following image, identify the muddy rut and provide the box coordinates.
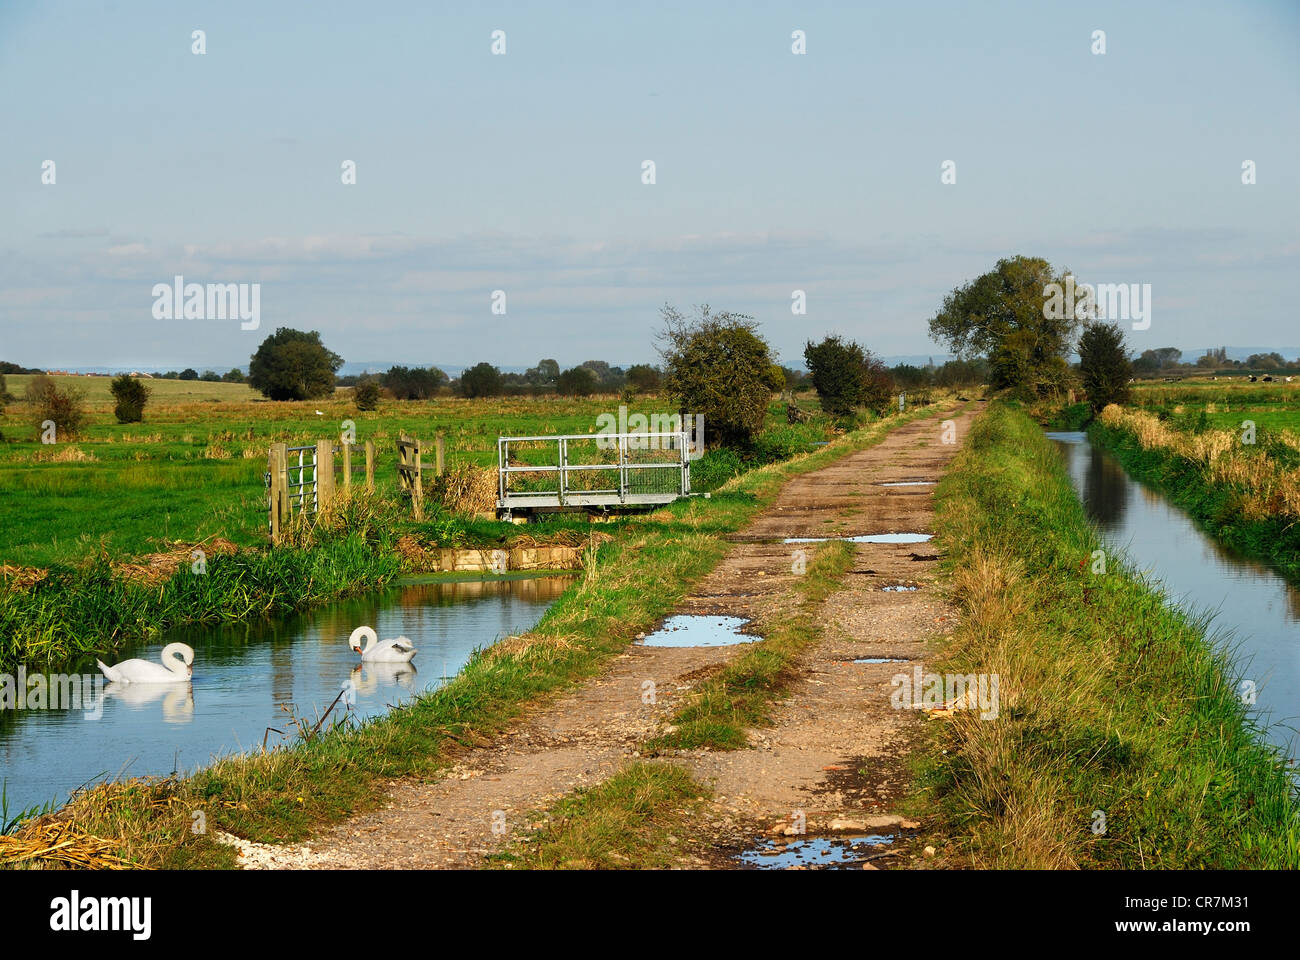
[232,403,979,869]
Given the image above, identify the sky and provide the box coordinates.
[2,0,1298,372]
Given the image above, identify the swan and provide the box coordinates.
[348,625,416,663]
[97,642,194,684]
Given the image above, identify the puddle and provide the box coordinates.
[737,834,895,869]
[881,585,919,592]
[637,614,756,648]
[851,657,908,664]
[784,533,933,544]
[878,481,936,487]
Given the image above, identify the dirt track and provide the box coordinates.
[230,402,979,869]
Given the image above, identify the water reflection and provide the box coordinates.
[103,682,195,723]
[1081,443,1130,530]
[1049,433,1300,757]
[0,575,572,814]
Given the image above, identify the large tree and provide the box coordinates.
[248,327,343,401]
[658,303,775,447]
[1078,321,1132,413]
[928,255,1076,397]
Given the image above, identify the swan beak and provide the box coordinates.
[352,646,361,654]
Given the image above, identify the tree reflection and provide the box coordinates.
[1081,445,1129,530]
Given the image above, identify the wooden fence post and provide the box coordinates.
[365,439,375,491]
[268,442,288,544]
[412,438,425,521]
[397,434,424,521]
[316,439,335,513]
[342,442,352,491]
[435,433,445,477]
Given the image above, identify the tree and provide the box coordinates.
[928,255,1076,397]
[1152,347,1183,369]
[1246,352,1284,370]
[25,374,87,438]
[556,366,598,396]
[354,378,382,411]
[248,328,343,401]
[1078,321,1132,413]
[525,358,560,385]
[658,303,776,447]
[460,362,503,398]
[0,361,42,375]
[891,364,931,389]
[934,357,988,387]
[384,365,448,400]
[625,363,661,394]
[199,370,221,382]
[109,374,151,423]
[221,368,245,383]
[179,368,199,381]
[804,336,894,416]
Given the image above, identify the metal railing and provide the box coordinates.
[497,432,693,516]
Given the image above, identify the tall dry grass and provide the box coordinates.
[1098,404,1300,522]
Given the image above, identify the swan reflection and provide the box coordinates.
[104,681,195,722]
[349,661,419,697]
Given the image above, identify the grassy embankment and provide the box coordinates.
[1088,403,1300,582]
[2,398,955,868]
[0,389,845,673]
[917,402,1299,868]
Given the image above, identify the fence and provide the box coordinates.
[267,435,445,543]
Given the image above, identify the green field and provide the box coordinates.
[0,386,839,568]
[1125,378,1300,433]
[2,374,259,405]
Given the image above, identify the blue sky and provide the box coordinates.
[2,0,1297,371]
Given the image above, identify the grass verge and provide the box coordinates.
[483,762,712,869]
[917,401,1299,868]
